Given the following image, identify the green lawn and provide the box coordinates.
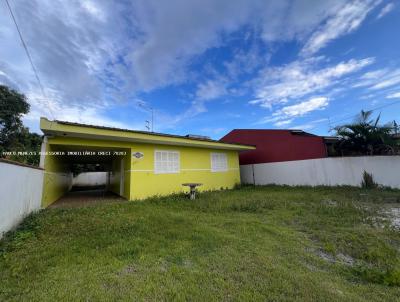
[1,186,400,301]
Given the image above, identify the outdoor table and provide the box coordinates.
[182,183,202,200]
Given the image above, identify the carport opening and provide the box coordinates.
[71,163,109,192]
[43,144,130,207]
[52,162,122,207]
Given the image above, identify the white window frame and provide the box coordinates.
[154,150,180,174]
[210,152,228,172]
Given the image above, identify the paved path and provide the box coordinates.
[49,189,125,208]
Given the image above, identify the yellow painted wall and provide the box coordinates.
[41,144,73,207]
[129,143,240,200]
[109,152,131,199]
[41,136,241,204]
[123,153,131,199]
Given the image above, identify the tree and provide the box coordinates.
[0,85,41,165]
[334,110,398,156]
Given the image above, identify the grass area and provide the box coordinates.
[1,186,400,301]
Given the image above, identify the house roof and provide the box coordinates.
[219,128,328,164]
[221,128,320,137]
[40,117,255,151]
[322,136,340,142]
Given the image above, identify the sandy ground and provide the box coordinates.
[382,205,400,229]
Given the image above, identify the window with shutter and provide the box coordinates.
[210,153,228,172]
[154,150,180,173]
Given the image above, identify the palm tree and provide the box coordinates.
[334,110,398,156]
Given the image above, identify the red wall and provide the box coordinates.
[220,129,327,165]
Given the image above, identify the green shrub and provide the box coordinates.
[354,265,400,286]
[361,171,378,189]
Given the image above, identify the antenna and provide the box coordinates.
[137,101,154,132]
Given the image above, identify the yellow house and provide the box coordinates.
[39,118,254,207]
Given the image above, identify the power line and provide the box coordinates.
[4,0,55,119]
[332,100,400,127]
[307,99,400,133]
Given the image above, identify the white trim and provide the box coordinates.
[154,149,180,174]
[128,168,239,173]
[210,152,228,172]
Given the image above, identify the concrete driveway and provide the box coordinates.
[49,188,125,208]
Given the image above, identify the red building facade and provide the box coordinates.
[220,129,327,165]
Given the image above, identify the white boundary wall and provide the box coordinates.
[0,161,44,237]
[240,156,400,188]
[72,172,107,187]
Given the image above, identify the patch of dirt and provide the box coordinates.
[382,206,400,229]
[182,259,193,268]
[308,248,355,267]
[362,203,400,230]
[321,199,338,207]
[118,264,137,276]
[336,253,355,266]
[367,204,400,230]
[315,249,336,263]
[158,260,169,273]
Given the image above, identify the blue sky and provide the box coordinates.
[1,0,400,139]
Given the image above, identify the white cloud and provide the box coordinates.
[257,97,330,126]
[130,0,371,90]
[290,118,329,131]
[371,75,400,90]
[0,0,385,131]
[251,57,373,108]
[261,0,346,42]
[22,90,141,133]
[254,115,281,125]
[81,0,106,21]
[359,69,390,80]
[302,0,380,55]
[195,79,228,101]
[127,0,256,91]
[0,0,135,120]
[172,77,229,121]
[2,0,378,98]
[354,68,400,90]
[278,97,329,117]
[274,119,293,127]
[377,2,395,19]
[387,91,400,99]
